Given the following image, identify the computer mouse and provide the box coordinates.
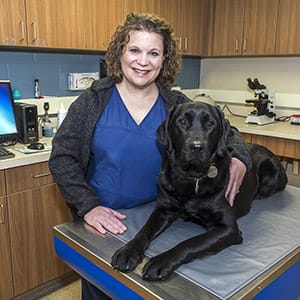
[27,142,45,150]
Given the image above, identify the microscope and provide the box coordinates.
[245,78,276,125]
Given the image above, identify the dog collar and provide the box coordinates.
[182,164,219,194]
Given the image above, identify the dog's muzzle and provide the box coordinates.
[192,140,201,152]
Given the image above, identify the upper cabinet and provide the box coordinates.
[0,0,27,46]
[153,0,211,56]
[211,0,279,56]
[4,0,300,56]
[84,0,124,50]
[124,0,155,15]
[275,0,300,55]
[0,0,85,49]
[25,0,85,48]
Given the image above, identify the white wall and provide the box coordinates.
[200,57,300,94]
[199,57,300,115]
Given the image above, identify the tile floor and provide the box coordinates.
[40,279,81,300]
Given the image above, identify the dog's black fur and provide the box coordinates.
[111,102,287,281]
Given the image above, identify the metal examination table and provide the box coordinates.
[54,185,300,300]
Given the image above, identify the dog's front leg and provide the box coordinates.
[142,219,242,281]
[111,206,179,273]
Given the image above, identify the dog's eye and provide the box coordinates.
[204,119,216,130]
[177,118,187,126]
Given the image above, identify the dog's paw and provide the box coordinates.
[142,255,175,281]
[111,244,144,272]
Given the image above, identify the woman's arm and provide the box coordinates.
[49,90,101,217]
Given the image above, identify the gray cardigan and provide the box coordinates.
[49,78,251,217]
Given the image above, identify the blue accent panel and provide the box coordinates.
[0,50,200,99]
[54,237,144,300]
[253,259,300,300]
[175,56,201,88]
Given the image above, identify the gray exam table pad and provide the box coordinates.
[112,185,300,299]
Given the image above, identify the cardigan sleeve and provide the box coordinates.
[49,88,104,217]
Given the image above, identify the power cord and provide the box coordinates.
[220,104,248,118]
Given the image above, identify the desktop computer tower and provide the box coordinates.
[14,103,39,143]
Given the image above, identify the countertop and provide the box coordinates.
[225,114,300,141]
[0,137,52,170]
[1,115,299,170]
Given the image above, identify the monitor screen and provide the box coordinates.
[0,80,18,144]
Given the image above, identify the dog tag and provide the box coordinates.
[207,165,218,178]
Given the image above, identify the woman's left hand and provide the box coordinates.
[225,157,247,207]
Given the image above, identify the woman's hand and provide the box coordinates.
[84,206,127,235]
[225,157,247,207]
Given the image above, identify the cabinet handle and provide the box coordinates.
[176,37,182,51]
[32,172,52,179]
[183,37,188,51]
[235,39,239,52]
[0,204,4,224]
[31,22,37,42]
[19,20,25,41]
[243,38,247,52]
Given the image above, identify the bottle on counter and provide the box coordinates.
[34,79,40,98]
[57,103,66,129]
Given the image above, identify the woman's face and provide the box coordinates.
[120,30,164,89]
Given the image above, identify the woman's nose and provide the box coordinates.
[137,53,148,66]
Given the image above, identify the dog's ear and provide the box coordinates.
[157,104,181,155]
[214,106,231,156]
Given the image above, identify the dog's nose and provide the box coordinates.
[191,140,201,151]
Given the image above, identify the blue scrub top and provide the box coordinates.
[86,86,166,209]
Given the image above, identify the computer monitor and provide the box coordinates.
[0,80,18,145]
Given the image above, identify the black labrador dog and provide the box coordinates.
[111,102,287,281]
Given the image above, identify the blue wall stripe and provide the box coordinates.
[0,51,200,99]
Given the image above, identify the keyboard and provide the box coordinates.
[0,147,15,160]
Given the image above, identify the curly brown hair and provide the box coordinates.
[105,13,181,87]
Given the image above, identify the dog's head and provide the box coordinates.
[157,102,231,171]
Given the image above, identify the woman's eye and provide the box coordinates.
[151,51,159,56]
[129,48,138,53]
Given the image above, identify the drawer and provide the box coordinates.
[5,162,54,194]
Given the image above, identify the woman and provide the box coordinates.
[49,12,249,300]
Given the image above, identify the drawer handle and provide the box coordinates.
[32,172,52,179]
[0,204,4,224]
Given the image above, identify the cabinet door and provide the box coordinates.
[181,0,211,56]
[276,0,300,55]
[153,0,183,51]
[0,170,5,196]
[25,0,85,48]
[212,0,245,56]
[8,184,72,296]
[0,194,14,300]
[243,0,278,55]
[250,135,300,160]
[85,0,124,50]
[155,0,210,56]
[124,0,155,15]
[0,0,27,46]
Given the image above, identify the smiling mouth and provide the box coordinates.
[134,68,150,74]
